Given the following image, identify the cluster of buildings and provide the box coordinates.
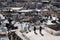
[0,0,59,2]
[0,0,60,40]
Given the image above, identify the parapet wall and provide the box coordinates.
[44,26,60,36]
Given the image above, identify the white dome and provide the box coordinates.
[0,14,5,19]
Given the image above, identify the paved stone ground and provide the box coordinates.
[24,30,60,40]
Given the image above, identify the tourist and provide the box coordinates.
[0,26,9,40]
[34,25,37,35]
[39,26,44,36]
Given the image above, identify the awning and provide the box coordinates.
[36,9,41,12]
[42,9,48,11]
[10,7,23,11]
[17,10,33,13]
